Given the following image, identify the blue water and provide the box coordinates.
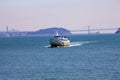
[0,34,120,80]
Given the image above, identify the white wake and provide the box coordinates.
[45,41,96,48]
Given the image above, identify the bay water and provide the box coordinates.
[0,34,120,80]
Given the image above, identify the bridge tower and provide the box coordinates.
[88,25,91,34]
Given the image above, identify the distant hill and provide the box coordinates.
[115,28,120,33]
[28,27,72,35]
[0,27,72,37]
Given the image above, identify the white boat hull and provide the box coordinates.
[50,39,70,47]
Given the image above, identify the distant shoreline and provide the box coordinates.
[0,27,119,37]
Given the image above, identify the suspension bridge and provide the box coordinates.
[70,26,119,34]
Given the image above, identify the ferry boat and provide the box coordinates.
[50,32,70,47]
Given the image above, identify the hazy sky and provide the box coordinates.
[0,0,120,32]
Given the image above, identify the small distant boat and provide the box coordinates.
[115,28,120,34]
[50,32,70,47]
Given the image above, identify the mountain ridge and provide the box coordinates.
[28,27,72,35]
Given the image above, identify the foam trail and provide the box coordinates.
[69,42,83,47]
[45,41,96,48]
[69,41,96,47]
[45,45,51,48]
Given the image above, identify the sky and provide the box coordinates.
[0,0,120,33]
